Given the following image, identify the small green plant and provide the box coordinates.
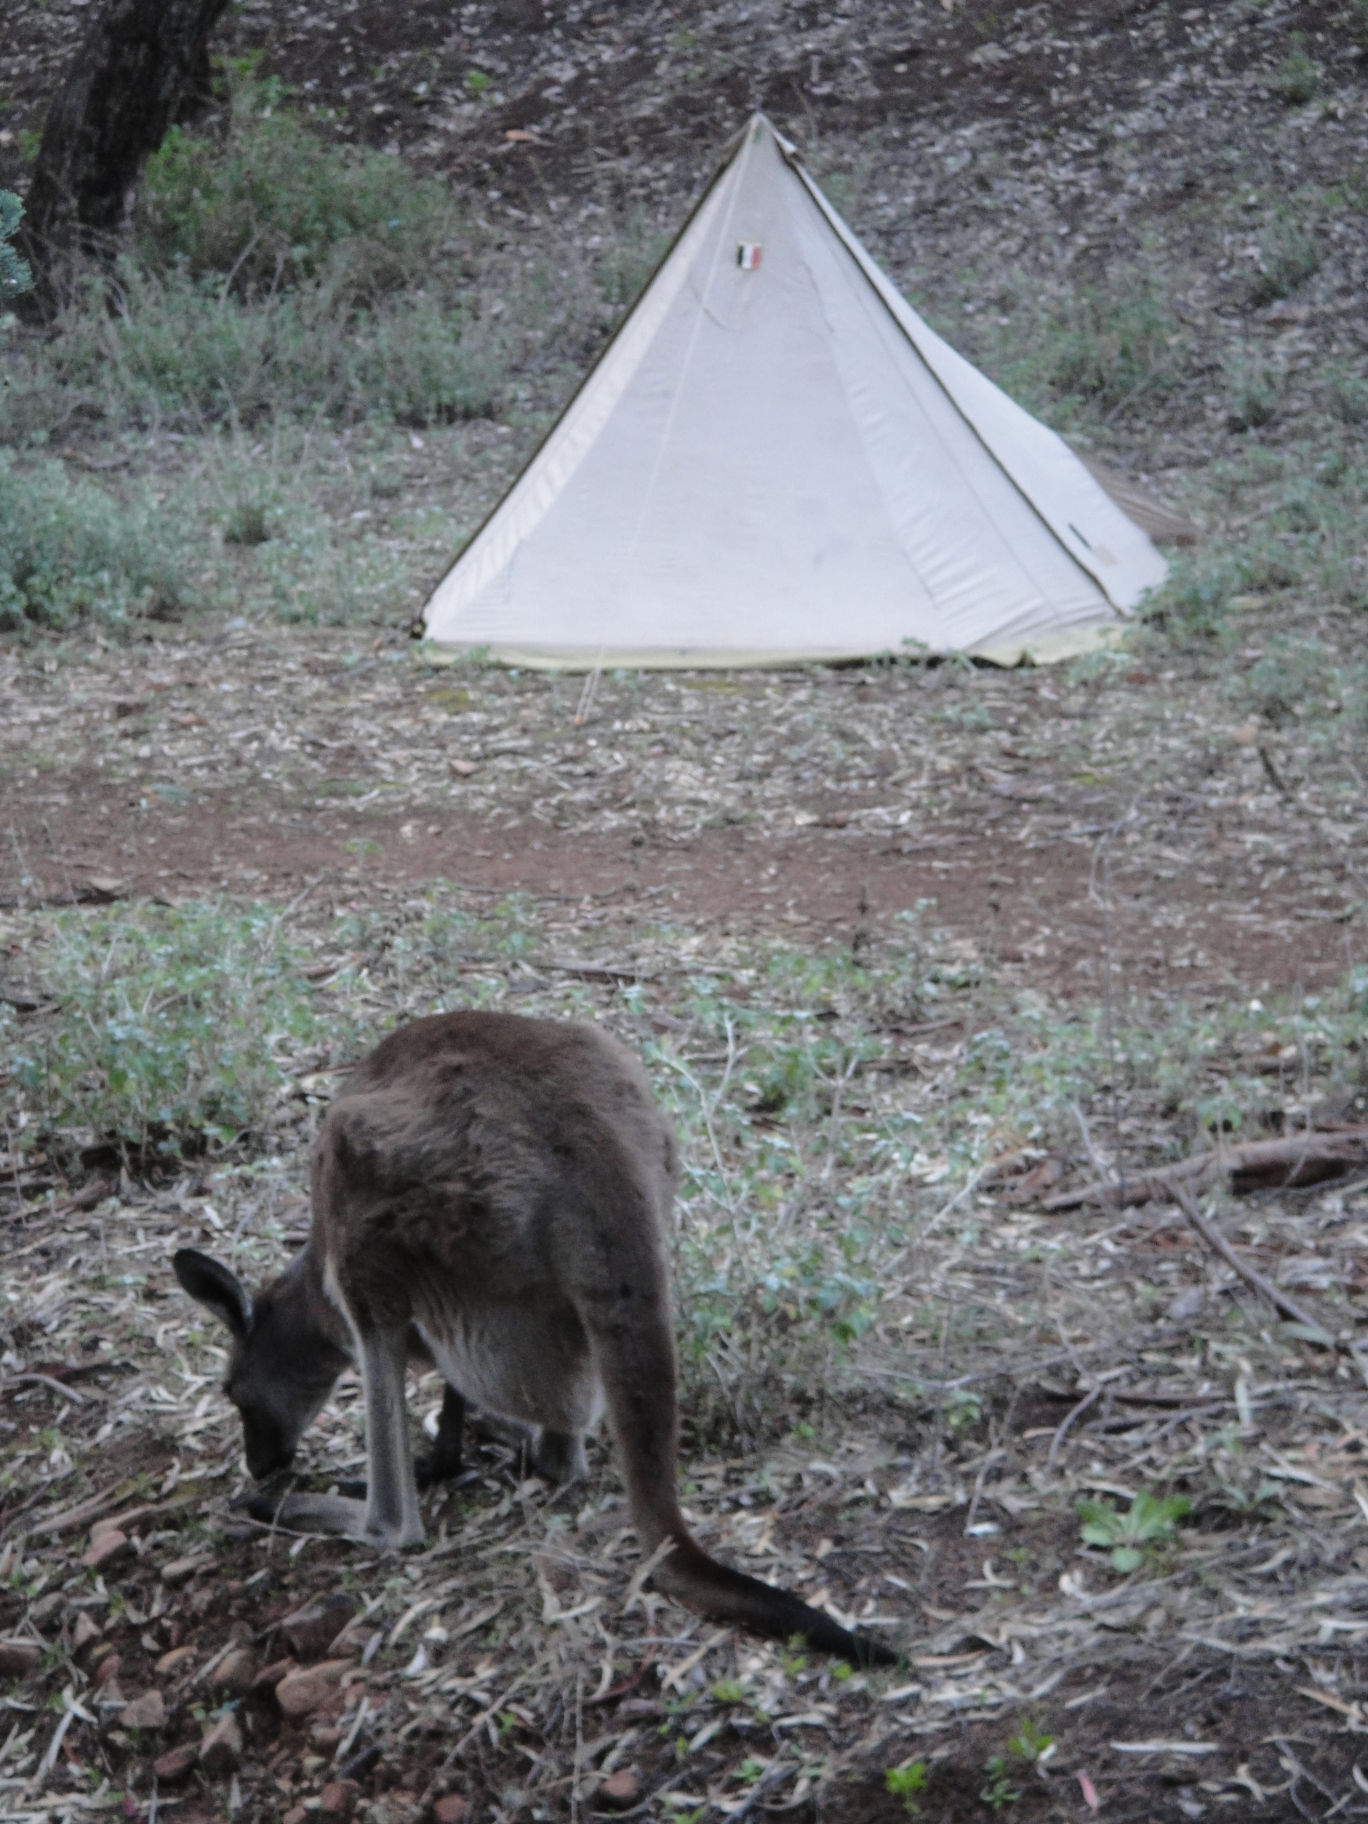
[0,189,32,300]
[464,68,491,96]
[223,499,271,547]
[1077,1491,1191,1573]
[1225,354,1282,430]
[1007,1720,1055,1765]
[1250,210,1322,304]
[885,1759,929,1815]
[981,1755,1021,1809]
[1326,364,1368,425]
[1274,35,1320,104]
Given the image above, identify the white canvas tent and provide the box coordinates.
[423,115,1168,670]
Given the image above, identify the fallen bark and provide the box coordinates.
[1041,1126,1368,1212]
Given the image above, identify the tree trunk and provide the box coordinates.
[20,0,230,316]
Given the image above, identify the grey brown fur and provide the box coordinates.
[174,1011,896,1666]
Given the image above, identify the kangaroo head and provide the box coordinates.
[173,1246,351,1479]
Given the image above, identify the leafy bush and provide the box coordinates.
[136,74,463,302]
[0,189,32,301]
[0,454,188,631]
[5,902,351,1165]
[1274,36,1320,105]
[1038,274,1182,413]
[1249,210,1322,305]
[0,264,503,436]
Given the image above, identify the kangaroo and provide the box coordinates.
[174,1011,896,1667]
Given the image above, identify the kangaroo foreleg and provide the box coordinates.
[246,1326,423,1548]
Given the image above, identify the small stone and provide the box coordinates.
[281,1594,357,1663]
[431,1796,469,1824]
[310,1724,343,1750]
[0,1640,41,1677]
[210,1645,257,1697]
[319,1780,361,1819]
[449,758,479,777]
[156,1645,198,1677]
[283,1808,309,1824]
[252,1655,298,1691]
[70,1613,102,1657]
[275,1658,356,1719]
[94,1651,124,1689]
[82,1529,131,1571]
[152,1744,198,1784]
[120,1689,167,1731]
[160,1555,208,1587]
[598,1769,641,1809]
[199,1710,243,1778]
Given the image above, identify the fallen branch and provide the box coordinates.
[1041,1126,1368,1211]
[1169,1181,1368,1385]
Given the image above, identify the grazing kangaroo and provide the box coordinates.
[174,1012,896,1667]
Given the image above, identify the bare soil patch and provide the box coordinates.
[4,628,1361,1005]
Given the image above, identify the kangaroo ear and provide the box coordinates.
[173,1248,253,1338]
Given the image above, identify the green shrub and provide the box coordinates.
[1274,36,1320,104]
[1225,354,1282,429]
[952,265,1186,424]
[6,901,350,1165]
[1040,276,1181,413]
[0,454,188,631]
[0,264,502,436]
[1249,210,1322,305]
[0,189,32,301]
[136,75,463,302]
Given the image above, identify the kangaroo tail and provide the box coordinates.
[652,1536,897,1668]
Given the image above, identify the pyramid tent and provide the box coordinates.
[423,116,1168,670]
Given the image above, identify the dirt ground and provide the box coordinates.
[3,624,1362,1007]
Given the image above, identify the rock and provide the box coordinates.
[431,1796,470,1824]
[82,1529,131,1571]
[275,1659,356,1718]
[120,1689,167,1731]
[310,1724,343,1750]
[155,1645,198,1677]
[281,1594,357,1662]
[152,1743,198,1784]
[160,1555,209,1587]
[70,1612,102,1657]
[210,1645,257,1697]
[252,1655,298,1691]
[0,1640,41,1677]
[283,1808,310,1824]
[199,1711,243,1778]
[94,1652,123,1689]
[598,1770,641,1809]
[319,1779,361,1819]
